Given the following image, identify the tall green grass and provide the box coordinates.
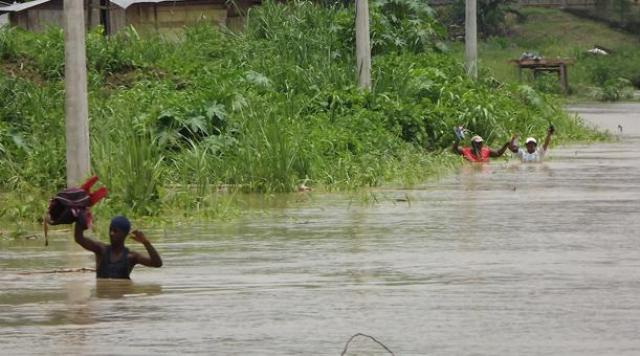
[0,0,603,230]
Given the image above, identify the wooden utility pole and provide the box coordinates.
[63,0,91,187]
[355,0,371,89]
[464,0,478,80]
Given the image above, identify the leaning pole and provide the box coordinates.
[63,0,91,187]
[355,0,372,89]
[464,0,478,80]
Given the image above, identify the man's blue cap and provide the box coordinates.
[110,216,131,235]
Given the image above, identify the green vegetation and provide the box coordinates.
[456,7,640,101]
[566,0,640,34]
[440,0,518,38]
[0,1,602,235]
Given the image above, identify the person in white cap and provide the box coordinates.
[452,133,511,163]
[510,125,554,163]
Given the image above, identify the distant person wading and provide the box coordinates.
[509,125,554,163]
[452,127,511,163]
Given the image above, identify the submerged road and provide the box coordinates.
[1,103,640,355]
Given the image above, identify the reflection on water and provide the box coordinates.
[94,280,163,299]
[2,104,640,355]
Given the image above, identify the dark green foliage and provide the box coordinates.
[370,0,447,54]
[0,27,19,61]
[447,0,516,38]
[0,0,600,221]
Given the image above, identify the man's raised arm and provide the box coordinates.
[74,216,105,254]
[452,140,463,155]
[543,126,553,151]
[130,230,163,268]
[490,141,512,157]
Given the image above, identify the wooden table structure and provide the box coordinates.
[510,59,573,94]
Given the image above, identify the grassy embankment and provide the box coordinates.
[0,1,604,238]
[452,7,640,101]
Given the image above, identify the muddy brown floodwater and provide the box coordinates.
[2,104,640,355]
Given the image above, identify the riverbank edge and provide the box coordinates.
[0,151,458,240]
[0,130,609,241]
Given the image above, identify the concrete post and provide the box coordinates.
[464,0,478,80]
[355,0,372,90]
[63,0,91,187]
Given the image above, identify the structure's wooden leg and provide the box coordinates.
[559,64,568,95]
[518,66,522,82]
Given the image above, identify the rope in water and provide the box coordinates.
[17,267,95,275]
[340,333,395,356]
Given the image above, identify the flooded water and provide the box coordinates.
[2,104,640,355]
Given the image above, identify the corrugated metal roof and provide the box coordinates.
[0,0,187,13]
[0,0,53,12]
[110,0,186,9]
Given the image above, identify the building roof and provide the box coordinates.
[109,0,186,9]
[0,0,52,12]
[0,0,187,13]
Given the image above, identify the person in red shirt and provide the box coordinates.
[452,135,511,163]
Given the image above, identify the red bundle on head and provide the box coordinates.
[44,176,108,246]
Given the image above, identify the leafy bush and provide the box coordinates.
[370,0,447,54]
[591,78,634,101]
[574,47,640,101]
[580,49,640,87]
